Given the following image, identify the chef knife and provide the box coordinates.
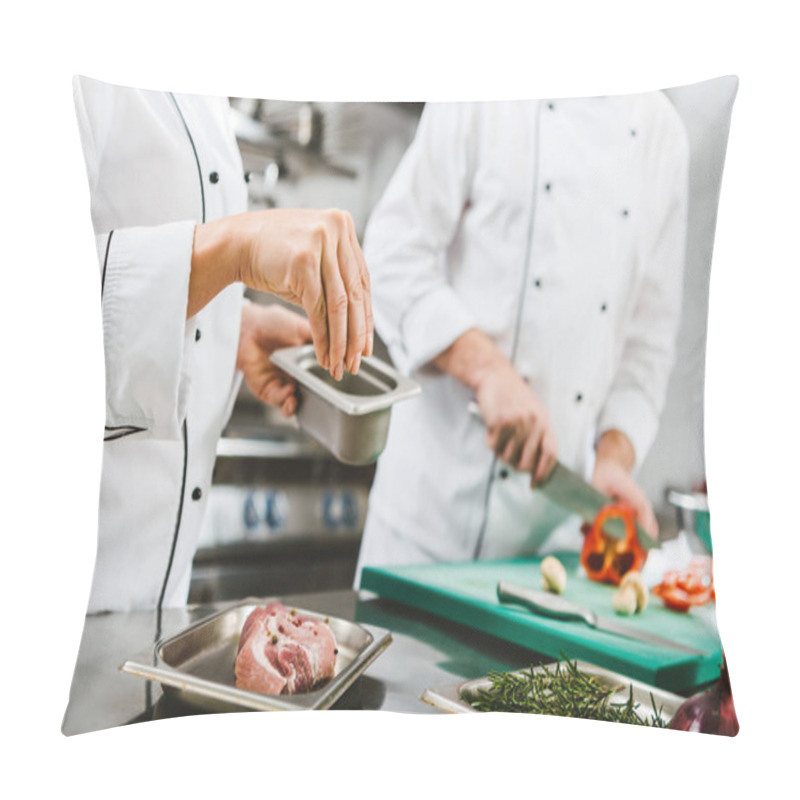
[467,401,658,550]
[497,581,704,656]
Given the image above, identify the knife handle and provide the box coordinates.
[497,582,597,627]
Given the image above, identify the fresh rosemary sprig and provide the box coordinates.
[466,657,667,727]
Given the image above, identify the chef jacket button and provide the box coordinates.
[547,102,555,110]
[630,129,637,137]
[575,393,583,403]
[544,182,552,192]
[534,278,542,288]
[209,171,220,184]
[600,303,607,312]
[244,171,252,183]
[191,487,203,501]
[499,468,510,479]
[621,209,629,217]
[195,328,202,341]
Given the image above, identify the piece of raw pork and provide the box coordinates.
[235,602,337,694]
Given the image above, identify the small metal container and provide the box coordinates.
[270,345,421,465]
[666,488,712,553]
[121,599,392,712]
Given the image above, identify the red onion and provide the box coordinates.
[668,653,739,736]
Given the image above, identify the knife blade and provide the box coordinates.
[539,462,658,550]
[467,401,658,550]
[497,581,705,656]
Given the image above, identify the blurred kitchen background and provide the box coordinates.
[190,83,733,603]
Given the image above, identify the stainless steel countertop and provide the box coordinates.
[62,589,548,735]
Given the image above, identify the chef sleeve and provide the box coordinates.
[363,103,480,375]
[95,224,198,441]
[74,75,203,441]
[596,104,690,470]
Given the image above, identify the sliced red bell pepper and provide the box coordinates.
[580,502,647,585]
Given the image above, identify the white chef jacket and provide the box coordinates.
[356,96,689,578]
[73,76,248,612]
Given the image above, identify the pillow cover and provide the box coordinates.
[62,75,738,737]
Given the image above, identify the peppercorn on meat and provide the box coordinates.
[235,603,337,694]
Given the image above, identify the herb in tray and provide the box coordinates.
[466,658,667,727]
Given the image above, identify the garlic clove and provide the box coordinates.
[540,555,567,594]
[612,585,638,616]
[620,570,648,612]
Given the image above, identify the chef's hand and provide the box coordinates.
[435,329,558,485]
[190,208,373,380]
[236,302,312,417]
[477,363,558,485]
[592,430,659,541]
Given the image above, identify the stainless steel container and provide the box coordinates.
[666,488,712,553]
[271,345,421,465]
[121,599,393,712]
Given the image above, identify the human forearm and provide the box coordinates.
[188,216,246,319]
[433,328,509,390]
[436,328,557,484]
[595,429,636,472]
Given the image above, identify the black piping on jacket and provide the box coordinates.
[158,419,189,610]
[168,92,206,225]
[100,229,113,297]
[471,101,544,561]
[103,425,146,441]
[156,93,207,609]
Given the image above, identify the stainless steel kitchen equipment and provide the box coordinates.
[189,358,379,603]
[271,345,421,465]
[666,487,712,553]
[496,581,705,655]
[121,598,392,712]
[421,660,686,721]
[63,589,581,734]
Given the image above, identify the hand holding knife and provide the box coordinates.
[467,401,658,551]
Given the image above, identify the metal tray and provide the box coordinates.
[121,599,392,712]
[271,345,420,465]
[421,661,685,723]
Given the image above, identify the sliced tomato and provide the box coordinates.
[652,558,715,612]
[652,585,693,613]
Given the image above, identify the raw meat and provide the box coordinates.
[235,602,337,694]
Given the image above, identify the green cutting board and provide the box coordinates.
[361,554,723,692]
